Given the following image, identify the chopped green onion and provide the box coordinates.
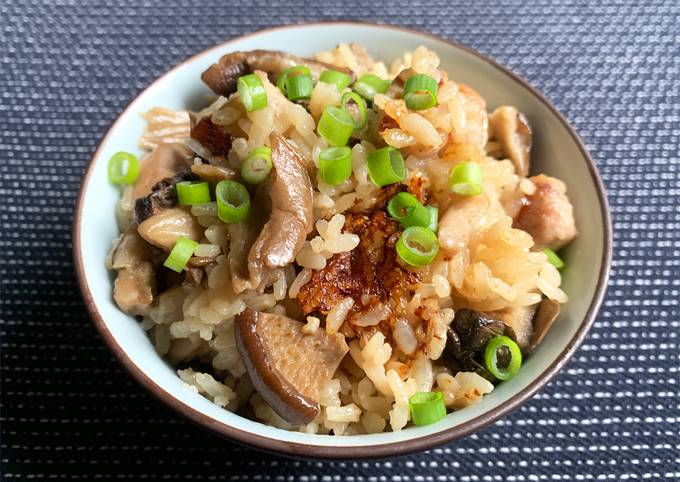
[396,226,440,267]
[285,74,313,101]
[317,106,355,146]
[107,151,139,185]
[163,237,198,273]
[319,69,352,91]
[215,180,251,223]
[387,192,430,229]
[543,248,565,269]
[367,147,407,186]
[341,91,367,130]
[318,146,352,186]
[450,161,483,196]
[403,74,439,110]
[426,205,439,232]
[237,74,268,112]
[409,391,446,426]
[485,335,522,381]
[353,73,390,101]
[241,147,272,184]
[277,66,312,94]
[176,181,211,205]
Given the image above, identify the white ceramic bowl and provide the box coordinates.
[73,22,612,458]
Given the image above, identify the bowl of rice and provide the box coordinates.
[73,22,612,458]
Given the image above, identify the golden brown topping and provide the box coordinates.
[297,210,420,340]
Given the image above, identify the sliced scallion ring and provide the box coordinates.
[450,161,483,196]
[317,106,355,146]
[543,248,565,269]
[241,146,273,184]
[176,181,211,205]
[485,335,522,381]
[318,146,352,186]
[340,91,367,130]
[107,151,139,185]
[163,237,198,273]
[426,205,439,232]
[353,73,390,101]
[409,391,446,426]
[319,69,352,91]
[237,74,268,112]
[285,74,313,101]
[403,74,439,110]
[367,146,407,186]
[277,65,312,94]
[215,180,251,223]
[387,192,431,229]
[396,226,440,267]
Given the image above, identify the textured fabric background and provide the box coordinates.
[1,0,679,480]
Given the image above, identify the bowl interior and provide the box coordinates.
[75,22,610,455]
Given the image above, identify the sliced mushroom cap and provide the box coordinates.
[137,207,203,251]
[529,298,561,351]
[247,134,314,287]
[134,169,199,223]
[489,106,532,177]
[132,143,193,200]
[235,308,349,425]
[201,49,355,96]
[111,224,156,269]
[444,308,516,372]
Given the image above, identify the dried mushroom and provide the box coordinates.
[235,308,349,425]
[201,49,354,97]
[529,298,561,351]
[132,143,193,201]
[444,308,516,372]
[137,207,203,251]
[489,106,532,177]
[134,169,199,223]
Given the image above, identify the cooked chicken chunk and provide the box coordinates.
[132,143,193,200]
[514,174,577,250]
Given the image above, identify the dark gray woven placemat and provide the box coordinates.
[1,0,679,479]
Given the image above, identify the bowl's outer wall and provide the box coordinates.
[73,22,612,458]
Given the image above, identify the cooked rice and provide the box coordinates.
[109,44,573,435]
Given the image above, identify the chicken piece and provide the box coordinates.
[132,143,193,200]
[514,174,577,250]
[201,50,354,97]
[111,226,158,316]
[488,304,536,350]
[137,207,203,251]
[488,106,532,177]
[438,192,504,255]
[235,308,349,425]
[247,135,314,288]
[113,263,156,316]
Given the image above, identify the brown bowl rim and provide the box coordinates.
[72,20,612,459]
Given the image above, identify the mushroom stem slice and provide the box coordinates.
[235,308,348,425]
[528,298,561,352]
[488,106,532,177]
